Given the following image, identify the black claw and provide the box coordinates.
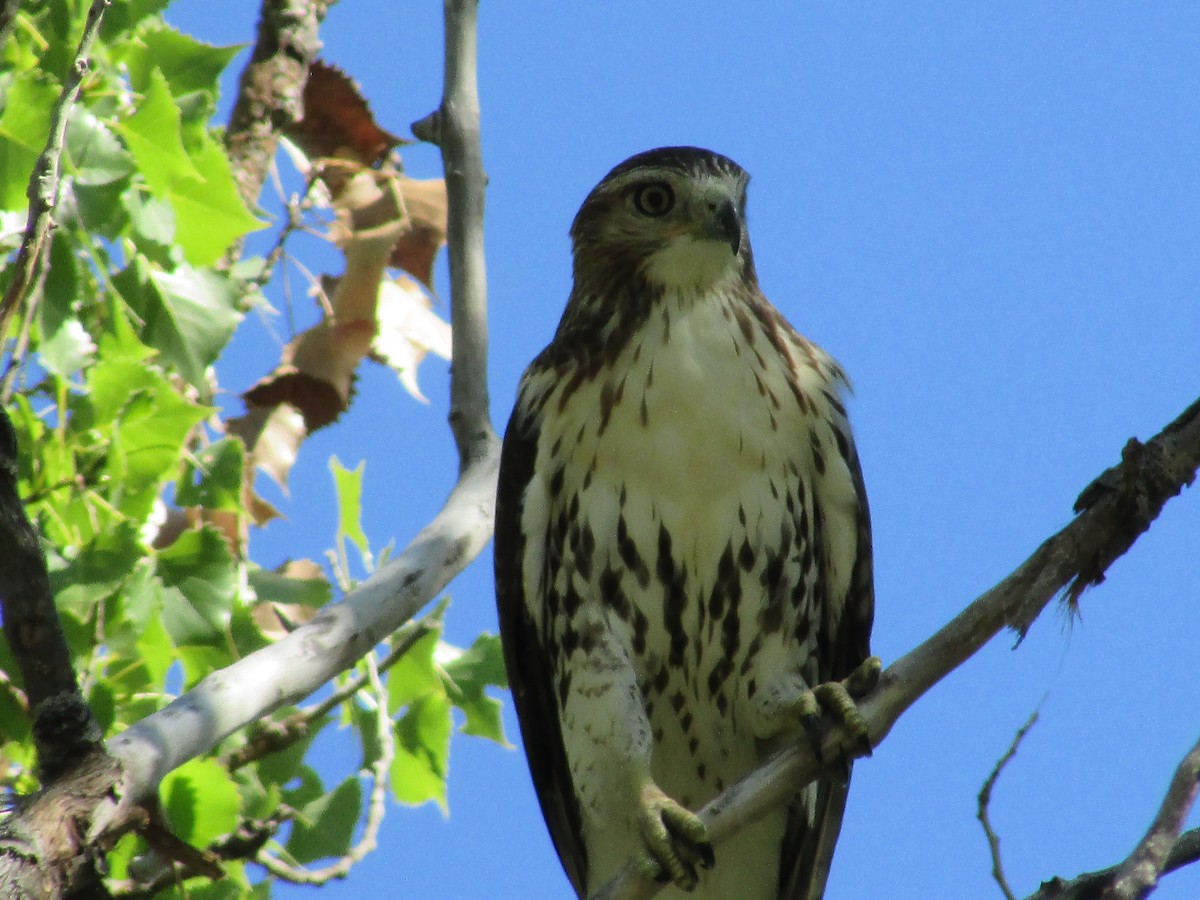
[801,712,825,761]
[699,842,716,870]
[856,731,873,758]
[654,867,671,885]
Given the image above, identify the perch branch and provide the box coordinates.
[593,395,1200,899]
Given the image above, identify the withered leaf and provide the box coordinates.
[288,60,403,167]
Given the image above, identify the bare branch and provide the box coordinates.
[978,711,1040,900]
[412,0,492,467]
[0,0,110,379]
[593,396,1200,899]
[1028,830,1200,900]
[1101,736,1200,899]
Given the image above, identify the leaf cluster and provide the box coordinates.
[0,2,502,894]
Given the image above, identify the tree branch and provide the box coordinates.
[224,0,327,212]
[1025,739,1200,900]
[0,0,110,382]
[978,711,1040,900]
[88,0,499,847]
[593,396,1200,899]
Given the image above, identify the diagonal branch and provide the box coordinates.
[1098,734,1200,899]
[1027,828,1200,900]
[593,395,1200,900]
[88,0,498,846]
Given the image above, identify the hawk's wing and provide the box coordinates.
[494,391,589,896]
[778,438,875,900]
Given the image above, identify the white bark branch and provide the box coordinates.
[593,396,1200,900]
[91,0,498,842]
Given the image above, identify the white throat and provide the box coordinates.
[641,236,739,293]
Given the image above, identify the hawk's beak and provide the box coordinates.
[697,198,741,256]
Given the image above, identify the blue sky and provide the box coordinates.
[167,3,1200,898]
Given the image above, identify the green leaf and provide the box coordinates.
[66,106,133,186]
[100,0,171,41]
[255,714,328,788]
[125,25,241,103]
[177,438,244,511]
[169,127,263,266]
[112,254,243,387]
[123,187,176,258]
[392,693,452,810]
[161,757,240,846]
[156,526,238,645]
[39,319,96,379]
[115,68,202,197]
[330,456,370,560]
[50,522,141,619]
[386,629,442,715]
[0,73,58,209]
[440,633,510,746]
[72,178,131,239]
[287,776,362,864]
[247,564,332,609]
[39,232,82,341]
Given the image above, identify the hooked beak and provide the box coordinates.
[697,197,741,255]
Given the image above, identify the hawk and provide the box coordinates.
[495,147,878,899]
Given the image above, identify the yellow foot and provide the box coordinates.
[794,656,882,767]
[633,780,715,891]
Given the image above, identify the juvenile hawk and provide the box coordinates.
[495,147,878,899]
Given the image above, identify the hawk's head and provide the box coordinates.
[570,147,757,295]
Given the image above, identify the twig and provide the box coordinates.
[978,711,1040,900]
[592,395,1200,899]
[255,651,394,884]
[90,0,499,845]
[221,614,437,771]
[0,0,110,393]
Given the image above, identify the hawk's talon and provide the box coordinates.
[635,780,713,892]
[794,655,882,764]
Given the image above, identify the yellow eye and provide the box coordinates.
[632,182,675,217]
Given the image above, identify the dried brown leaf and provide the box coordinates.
[372,276,452,402]
[287,60,403,167]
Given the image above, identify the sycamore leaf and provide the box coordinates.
[372,276,452,403]
[112,254,243,387]
[227,402,306,491]
[161,758,241,846]
[287,60,403,167]
[39,319,96,379]
[155,526,238,645]
[122,24,241,102]
[330,456,370,561]
[392,692,452,810]
[115,68,203,196]
[0,73,59,209]
[287,776,362,863]
[389,177,448,289]
[169,131,264,265]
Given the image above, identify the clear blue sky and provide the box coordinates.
[167,3,1200,898]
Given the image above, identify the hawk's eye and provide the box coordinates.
[632,182,675,218]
